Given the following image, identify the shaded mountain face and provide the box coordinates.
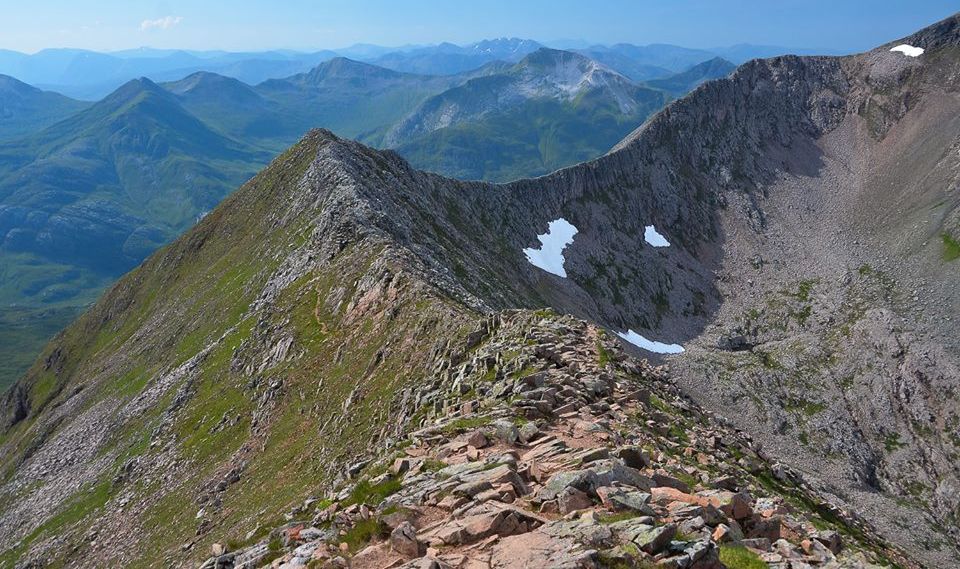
[162,72,285,144]
[384,49,671,181]
[2,14,960,568]
[642,57,737,95]
[0,75,89,140]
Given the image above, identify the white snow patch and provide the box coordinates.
[523,218,578,278]
[644,225,670,247]
[618,330,684,354]
[890,44,924,57]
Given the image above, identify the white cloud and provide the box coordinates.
[140,16,183,32]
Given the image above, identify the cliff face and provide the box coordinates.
[2,13,960,569]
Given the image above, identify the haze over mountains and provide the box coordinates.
[0,38,833,99]
[0,42,738,387]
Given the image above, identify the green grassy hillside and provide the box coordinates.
[0,75,89,141]
[0,78,270,388]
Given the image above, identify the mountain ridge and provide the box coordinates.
[0,74,88,139]
[0,45,695,389]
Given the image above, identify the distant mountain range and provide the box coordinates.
[387,49,673,181]
[368,38,543,75]
[0,41,740,386]
[0,39,841,99]
[0,48,338,99]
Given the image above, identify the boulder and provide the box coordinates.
[538,460,653,501]
[392,458,411,475]
[741,537,771,551]
[712,522,743,543]
[724,491,753,520]
[595,487,655,515]
[652,473,691,493]
[390,521,425,557]
[518,422,540,443]
[615,446,651,469]
[493,420,520,444]
[746,514,781,541]
[609,519,676,555]
[814,529,842,554]
[467,430,489,449]
[557,487,593,514]
[632,523,676,554]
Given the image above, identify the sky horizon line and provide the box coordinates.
[1,38,855,58]
[0,1,955,55]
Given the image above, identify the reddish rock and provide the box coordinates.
[467,430,489,449]
[390,521,425,557]
[723,491,753,521]
[466,446,481,461]
[814,530,842,554]
[746,514,782,542]
[652,472,691,493]
[651,486,711,507]
[557,487,593,514]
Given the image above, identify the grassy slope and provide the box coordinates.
[0,134,477,567]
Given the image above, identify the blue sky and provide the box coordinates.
[2,0,957,53]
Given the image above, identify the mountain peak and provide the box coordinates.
[381,48,659,150]
[519,47,592,67]
[100,76,171,106]
[0,74,87,139]
[306,57,403,81]
[513,48,630,88]
[162,71,263,105]
[0,74,39,96]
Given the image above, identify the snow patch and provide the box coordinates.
[890,44,924,57]
[523,218,578,278]
[618,330,685,354]
[644,225,670,247]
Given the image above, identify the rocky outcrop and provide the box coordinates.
[201,312,904,569]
